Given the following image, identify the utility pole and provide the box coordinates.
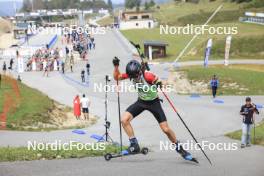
[31,0,34,12]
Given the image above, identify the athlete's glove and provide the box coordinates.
[155,80,162,89]
[113,57,120,66]
[141,61,150,71]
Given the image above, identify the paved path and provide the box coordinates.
[0,29,264,176]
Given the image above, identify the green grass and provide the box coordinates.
[0,76,66,130]
[0,144,125,162]
[177,9,244,26]
[194,33,264,60]
[181,65,264,95]
[226,121,264,146]
[121,22,264,61]
[153,0,244,26]
[121,0,264,61]
[97,15,114,26]
[6,81,54,130]
[0,78,12,114]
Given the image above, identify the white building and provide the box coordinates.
[98,8,109,15]
[118,11,155,30]
[240,12,264,25]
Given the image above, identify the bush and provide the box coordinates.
[247,0,264,8]
[208,35,264,58]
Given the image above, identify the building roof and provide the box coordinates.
[122,11,153,15]
[143,40,168,47]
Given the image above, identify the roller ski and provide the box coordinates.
[176,141,199,164]
[104,142,149,161]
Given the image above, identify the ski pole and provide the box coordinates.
[254,119,256,144]
[161,90,213,165]
[116,79,123,153]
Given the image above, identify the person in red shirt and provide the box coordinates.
[73,95,81,120]
[112,58,196,162]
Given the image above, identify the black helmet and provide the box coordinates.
[246,97,251,102]
[126,60,141,78]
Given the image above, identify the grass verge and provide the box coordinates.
[226,121,264,146]
[0,144,124,162]
[181,65,264,95]
[121,22,264,61]
[0,76,82,131]
[97,15,114,26]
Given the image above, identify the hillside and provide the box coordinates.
[121,0,264,61]
[0,76,96,131]
[0,17,11,34]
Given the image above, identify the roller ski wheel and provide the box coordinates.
[104,153,112,161]
[127,143,141,154]
[103,147,149,161]
[141,147,149,155]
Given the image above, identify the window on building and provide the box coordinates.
[129,16,138,20]
[142,15,150,19]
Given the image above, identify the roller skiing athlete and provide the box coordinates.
[112,58,198,163]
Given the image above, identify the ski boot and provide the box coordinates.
[175,141,198,163]
[128,138,141,154]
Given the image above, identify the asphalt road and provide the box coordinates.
[0,29,264,176]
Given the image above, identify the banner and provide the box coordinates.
[224,35,232,66]
[17,56,24,73]
[204,39,212,67]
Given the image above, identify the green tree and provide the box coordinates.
[149,0,155,7]
[107,0,113,10]
[21,0,32,12]
[144,2,150,10]
[33,0,45,10]
[125,0,136,9]
[125,0,141,10]
[136,0,141,11]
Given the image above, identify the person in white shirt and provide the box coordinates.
[80,94,90,120]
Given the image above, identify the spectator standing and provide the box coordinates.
[240,97,260,148]
[210,75,219,98]
[65,46,70,58]
[81,70,85,82]
[86,62,90,76]
[80,94,90,120]
[73,95,81,120]
[2,62,7,74]
[70,53,74,72]
[43,61,49,77]
[88,42,92,50]
[61,61,65,74]
[9,58,14,70]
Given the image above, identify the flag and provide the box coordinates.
[224,35,232,66]
[204,39,212,67]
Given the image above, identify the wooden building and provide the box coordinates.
[143,40,168,60]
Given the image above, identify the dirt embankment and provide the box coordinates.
[10,102,98,131]
[0,17,11,33]
[167,71,210,94]
[0,17,17,49]
[27,102,97,130]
